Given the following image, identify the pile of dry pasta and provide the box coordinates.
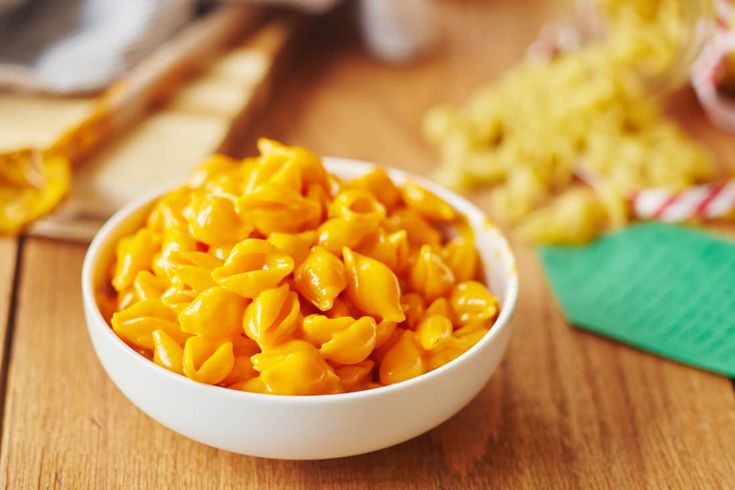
[424,0,716,244]
[99,139,500,395]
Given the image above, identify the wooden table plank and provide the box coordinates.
[1,239,733,489]
[1,1,735,488]
[0,238,18,395]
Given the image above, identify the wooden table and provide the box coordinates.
[1,1,734,488]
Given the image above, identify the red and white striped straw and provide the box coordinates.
[631,180,735,222]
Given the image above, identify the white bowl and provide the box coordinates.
[82,157,518,460]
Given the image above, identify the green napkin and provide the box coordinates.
[539,223,735,377]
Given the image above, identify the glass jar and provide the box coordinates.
[533,0,735,129]
[554,0,718,92]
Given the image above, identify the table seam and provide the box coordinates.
[0,236,25,462]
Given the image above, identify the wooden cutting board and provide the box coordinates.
[0,9,298,242]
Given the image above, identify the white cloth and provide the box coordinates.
[0,0,195,92]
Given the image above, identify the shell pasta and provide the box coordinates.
[101,139,500,395]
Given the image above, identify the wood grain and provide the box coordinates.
[1,239,733,489]
[1,0,734,488]
[0,96,93,152]
[0,238,17,394]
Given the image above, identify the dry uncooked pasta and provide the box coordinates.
[424,0,716,244]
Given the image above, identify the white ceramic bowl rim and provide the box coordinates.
[82,157,518,404]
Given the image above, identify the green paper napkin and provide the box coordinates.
[539,223,735,377]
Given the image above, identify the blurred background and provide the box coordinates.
[1,0,734,242]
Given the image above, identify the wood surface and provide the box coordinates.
[0,95,93,151]
[0,238,17,401]
[1,1,734,488]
